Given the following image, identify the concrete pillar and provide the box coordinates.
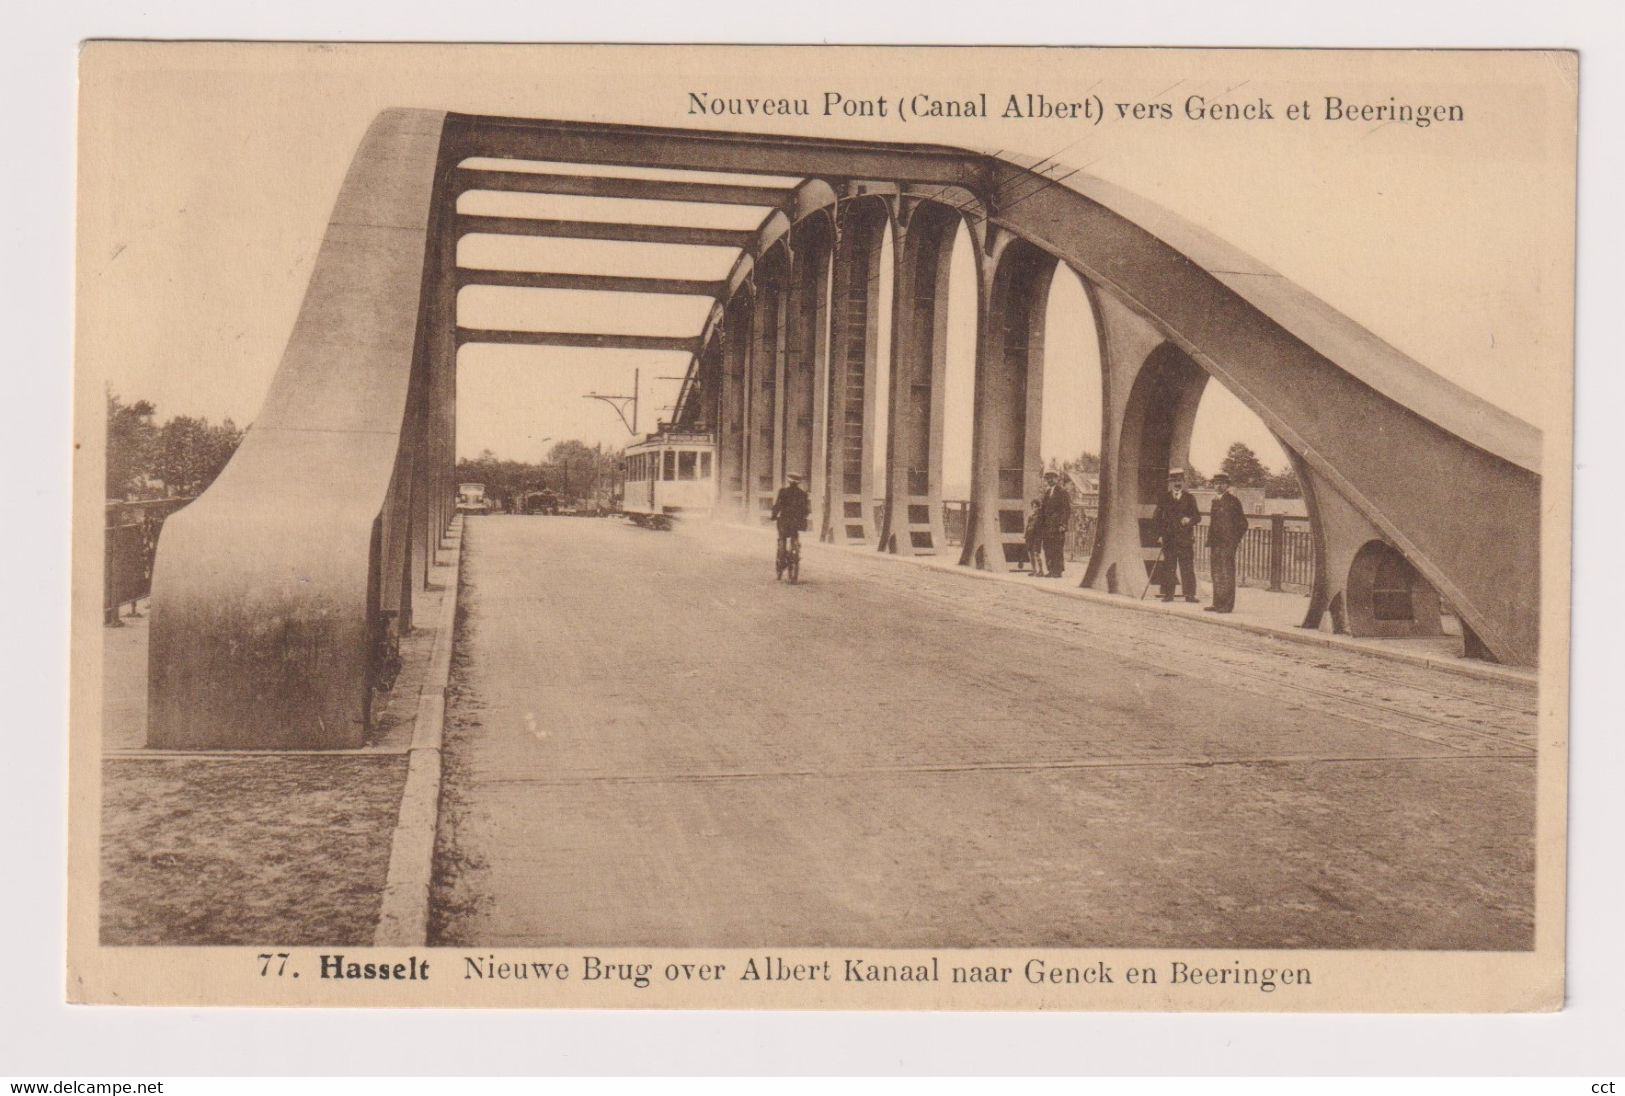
[823,200,889,545]
[962,236,1054,571]
[717,295,751,519]
[745,250,788,523]
[783,219,832,535]
[880,200,954,555]
[1080,287,1207,596]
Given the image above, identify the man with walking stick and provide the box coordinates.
[1152,468,1200,603]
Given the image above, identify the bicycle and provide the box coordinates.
[775,530,801,584]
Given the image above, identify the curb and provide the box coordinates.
[373,515,463,946]
[731,522,1536,690]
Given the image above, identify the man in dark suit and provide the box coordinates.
[771,472,810,577]
[1038,470,1072,578]
[1204,471,1250,613]
[1152,468,1200,602]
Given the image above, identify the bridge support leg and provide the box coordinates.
[823,200,888,545]
[880,201,952,556]
[745,254,788,523]
[1081,288,1192,595]
[785,222,832,537]
[963,237,1054,572]
[718,298,750,520]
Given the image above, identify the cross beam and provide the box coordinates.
[453,167,792,207]
[455,213,754,249]
[455,328,702,353]
[455,268,726,297]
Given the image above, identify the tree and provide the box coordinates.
[106,390,157,500]
[153,415,245,496]
[1263,467,1303,499]
[1219,442,1269,488]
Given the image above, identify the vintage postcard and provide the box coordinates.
[70,43,1576,1010]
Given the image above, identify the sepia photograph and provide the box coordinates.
[68,42,1575,1011]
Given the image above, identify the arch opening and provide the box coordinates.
[1035,265,1103,576]
[1346,539,1444,638]
[882,200,968,555]
[966,239,1055,570]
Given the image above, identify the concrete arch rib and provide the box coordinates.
[149,108,455,748]
[980,155,1540,664]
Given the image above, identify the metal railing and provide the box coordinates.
[105,497,193,624]
[940,500,1313,591]
[1194,513,1314,592]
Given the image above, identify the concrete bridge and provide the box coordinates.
[147,109,1541,749]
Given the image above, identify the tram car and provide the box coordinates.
[621,429,717,530]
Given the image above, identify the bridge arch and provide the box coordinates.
[147,110,1542,749]
[880,198,979,556]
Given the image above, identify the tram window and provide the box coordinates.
[663,451,676,480]
[700,452,712,479]
[678,451,697,480]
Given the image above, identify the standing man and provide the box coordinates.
[1152,468,1200,602]
[1205,472,1249,613]
[1038,470,1072,578]
[771,471,810,577]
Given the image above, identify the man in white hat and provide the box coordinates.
[1151,468,1200,602]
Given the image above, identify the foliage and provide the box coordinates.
[152,415,246,497]
[1219,442,1271,487]
[106,390,158,499]
[1263,469,1303,499]
[107,390,247,500]
[455,440,624,508]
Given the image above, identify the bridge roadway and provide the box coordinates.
[429,515,1536,949]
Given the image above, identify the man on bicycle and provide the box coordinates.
[771,472,810,579]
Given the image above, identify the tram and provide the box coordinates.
[621,428,717,530]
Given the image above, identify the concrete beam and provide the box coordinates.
[448,114,990,191]
[455,213,753,249]
[454,167,792,207]
[455,327,701,353]
[455,268,725,297]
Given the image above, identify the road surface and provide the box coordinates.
[429,515,1536,949]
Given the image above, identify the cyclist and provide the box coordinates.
[771,472,810,580]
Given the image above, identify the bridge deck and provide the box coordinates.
[430,516,1535,949]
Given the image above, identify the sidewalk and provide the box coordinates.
[727,523,1533,688]
[97,537,460,944]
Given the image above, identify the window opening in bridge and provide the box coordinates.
[939,218,977,543]
[1371,545,1419,621]
[458,235,741,280]
[1037,266,1103,565]
[457,157,806,188]
[458,286,714,339]
[1189,378,1313,596]
[457,189,772,231]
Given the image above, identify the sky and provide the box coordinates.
[78,45,1574,484]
